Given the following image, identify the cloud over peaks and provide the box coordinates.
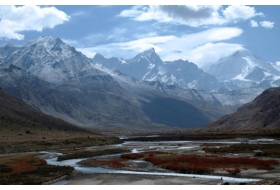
[118,5,264,27]
[77,27,244,68]
[0,5,70,40]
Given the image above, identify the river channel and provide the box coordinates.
[39,137,280,185]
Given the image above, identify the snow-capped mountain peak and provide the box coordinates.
[231,49,251,57]
[93,53,106,62]
[24,36,62,48]
[129,47,163,64]
[94,49,225,91]
[206,49,280,89]
[142,47,156,56]
[0,36,102,84]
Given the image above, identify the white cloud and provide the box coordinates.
[276,61,280,66]
[250,20,258,27]
[106,28,128,41]
[117,35,176,52]
[119,5,224,26]
[61,38,80,47]
[118,6,148,18]
[76,48,97,58]
[157,27,243,67]
[63,27,131,49]
[71,11,87,17]
[1,0,279,6]
[133,31,158,39]
[0,5,70,40]
[223,5,263,21]
[118,5,263,27]
[172,43,244,68]
[260,21,274,29]
[77,35,176,58]
[78,27,243,68]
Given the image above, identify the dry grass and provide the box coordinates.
[203,143,280,158]
[0,136,123,154]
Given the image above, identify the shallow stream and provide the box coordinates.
[41,138,268,184]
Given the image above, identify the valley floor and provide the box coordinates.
[1,133,280,185]
[46,135,280,185]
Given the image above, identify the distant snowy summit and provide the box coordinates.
[2,36,278,92]
[205,49,280,89]
[94,48,280,91]
[93,47,225,92]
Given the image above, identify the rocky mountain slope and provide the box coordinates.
[0,36,225,129]
[0,87,123,153]
[204,87,280,131]
[0,87,86,132]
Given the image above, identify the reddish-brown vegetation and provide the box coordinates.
[120,151,279,175]
[121,152,145,159]
[0,154,43,176]
[0,154,74,184]
[80,158,126,168]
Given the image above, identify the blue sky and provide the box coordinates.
[1,1,280,68]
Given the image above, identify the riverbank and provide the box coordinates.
[66,172,223,185]
[41,136,280,185]
[0,135,123,184]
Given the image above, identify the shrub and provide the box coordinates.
[225,168,241,175]
[121,153,144,159]
[80,159,126,168]
[0,165,13,173]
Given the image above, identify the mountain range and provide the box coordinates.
[93,48,280,92]
[93,48,225,92]
[0,36,224,129]
[0,36,277,130]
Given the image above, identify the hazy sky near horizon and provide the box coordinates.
[0,2,280,68]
